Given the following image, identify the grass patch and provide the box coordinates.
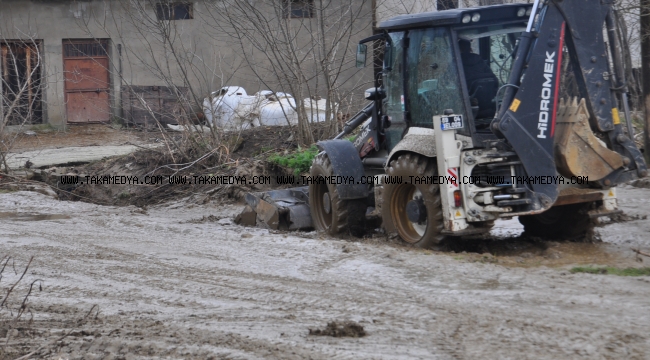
[29,123,56,132]
[570,266,650,276]
[269,145,319,175]
[118,191,132,200]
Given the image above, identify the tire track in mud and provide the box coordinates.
[1,191,650,359]
[2,220,467,358]
[27,236,646,359]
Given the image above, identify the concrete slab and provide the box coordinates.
[5,145,146,169]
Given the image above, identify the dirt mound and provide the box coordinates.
[231,122,337,159]
[12,123,338,207]
[309,321,366,338]
[6,120,342,210]
[38,149,292,207]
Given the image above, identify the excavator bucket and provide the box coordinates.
[554,98,624,181]
[235,187,313,230]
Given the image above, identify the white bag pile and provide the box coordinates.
[202,86,334,130]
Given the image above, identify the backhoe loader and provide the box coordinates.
[242,0,647,247]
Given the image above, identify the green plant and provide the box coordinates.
[269,145,319,175]
[29,123,55,132]
[110,116,125,128]
[570,266,650,276]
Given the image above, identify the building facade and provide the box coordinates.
[1,0,507,128]
[0,0,374,127]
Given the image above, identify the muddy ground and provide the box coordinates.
[3,102,648,359]
[0,183,649,359]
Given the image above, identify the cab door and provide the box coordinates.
[406,27,466,128]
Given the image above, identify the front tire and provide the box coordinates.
[309,153,365,236]
[382,153,445,248]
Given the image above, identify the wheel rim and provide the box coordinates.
[312,177,332,229]
[390,184,427,243]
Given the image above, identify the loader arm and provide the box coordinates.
[493,0,647,209]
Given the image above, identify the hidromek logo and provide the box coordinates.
[537,51,556,139]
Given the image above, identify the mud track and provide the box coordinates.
[0,186,649,359]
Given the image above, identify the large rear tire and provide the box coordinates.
[518,203,592,239]
[382,153,445,248]
[309,153,366,236]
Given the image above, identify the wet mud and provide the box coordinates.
[309,321,366,338]
[0,185,649,358]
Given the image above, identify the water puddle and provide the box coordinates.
[0,212,71,221]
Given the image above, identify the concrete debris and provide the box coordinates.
[5,145,159,170]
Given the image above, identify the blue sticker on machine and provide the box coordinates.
[441,115,463,131]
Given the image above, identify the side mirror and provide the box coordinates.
[356,44,367,68]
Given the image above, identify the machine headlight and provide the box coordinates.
[471,13,481,22]
[462,14,471,23]
[517,7,526,17]
[525,7,532,16]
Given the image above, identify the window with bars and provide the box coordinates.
[155,2,193,20]
[1,41,43,125]
[63,41,108,58]
[283,0,314,19]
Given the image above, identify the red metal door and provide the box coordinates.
[63,41,110,123]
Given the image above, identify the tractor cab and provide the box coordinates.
[359,4,534,152]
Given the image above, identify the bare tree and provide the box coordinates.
[0,36,44,173]
[204,0,374,145]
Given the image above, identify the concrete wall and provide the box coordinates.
[0,0,374,127]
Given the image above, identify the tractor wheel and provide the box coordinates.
[382,153,445,248]
[309,153,366,236]
[518,203,592,239]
